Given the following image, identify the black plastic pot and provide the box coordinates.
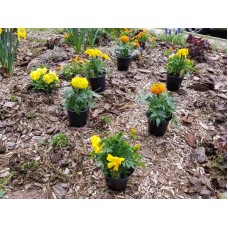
[117,57,131,71]
[105,169,134,191]
[148,116,172,136]
[88,75,105,93]
[166,74,184,91]
[67,109,89,127]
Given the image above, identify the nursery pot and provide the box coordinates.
[67,109,89,127]
[88,75,106,93]
[148,116,172,136]
[105,169,134,191]
[117,57,131,71]
[166,74,184,91]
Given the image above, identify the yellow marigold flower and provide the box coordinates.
[131,128,136,134]
[91,135,103,154]
[30,70,41,81]
[107,154,125,171]
[101,54,110,60]
[169,46,174,51]
[37,67,47,75]
[150,83,166,95]
[64,33,71,39]
[120,35,129,43]
[135,144,141,150]
[42,74,55,84]
[93,49,101,57]
[71,77,88,89]
[0,28,3,35]
[17,28,26,41]
[177,48,189,58]
[134,41,140,47]
[84,48,95,57]
[151,36,157,42]
[48,71,59,82]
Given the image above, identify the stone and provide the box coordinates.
[27,49,68,71]
[191,147,208,164]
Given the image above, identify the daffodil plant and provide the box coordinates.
[30,67,60,92]
[90,131,146,179]
[0,28,26,76]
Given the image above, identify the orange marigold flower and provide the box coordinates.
[150,83,166,95]
[120,35,129,43]
[56,65,63,71]
[169,46,174,51]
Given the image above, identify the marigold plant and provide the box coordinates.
[0,28,26,75]
[116,35,134,58]
[140,83,176,126]
[90,132,146,178]
[165,48,194,77]
[61,56,88,79]
[30,67,60,92]
[63,76,99,113]
[84,48,109,78]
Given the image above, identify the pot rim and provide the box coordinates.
[87,74,106,79]
[67,108,89,113]
[105,168,135,180]
[117,56,132,60]
[167,74,185,79]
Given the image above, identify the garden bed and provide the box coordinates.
[0,29,227,199]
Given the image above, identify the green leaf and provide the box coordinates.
[0,190,5,198]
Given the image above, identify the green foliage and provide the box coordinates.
[101,114,112,124]
[10,95,18,102]
[140,92,176,127]
[64,28,87,54]
[91,132,146,179]
[27,112,36,119]
[63,87,99,114]
[86,29,100,48]
[85,57,109,78]
[51,133,69,148]
[165,53,194,77]
[20,160,39,172]
[0,173,13,198]
[158,32,186,47]
[61,61,86,79]
[115,43,133,58]
[0,28,19,75]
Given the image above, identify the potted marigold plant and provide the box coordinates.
[90,131,145,191]
[63,76,99,127]
[115,35,134,71]
[84,48,109,93]
[165,48,194,91]
[30,67,60,92]
[140,83,176,136]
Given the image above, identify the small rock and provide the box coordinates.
[200,189,212,199]
[53,185,67,196]
[51,153,62,163]
[0,170,10,178]
[48,116,58,122]
[138,69,151,74]
[193,76,200,81]
[191,147,208,163]
[207,67,215,73]
[46,127,56,134]
[4,102,16,108]
[64,168,70,175]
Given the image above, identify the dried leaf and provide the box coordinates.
[186,133,197,147]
